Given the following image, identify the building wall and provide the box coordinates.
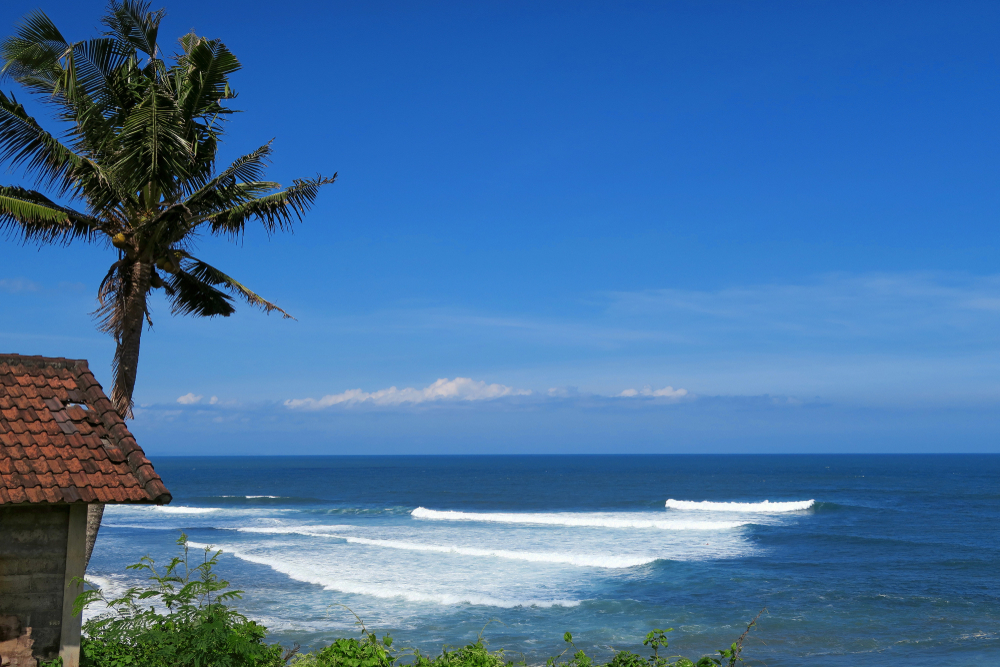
[0,505,70,661]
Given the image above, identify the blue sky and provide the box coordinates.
[2,0,1000,453]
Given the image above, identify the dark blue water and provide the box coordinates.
[90,455,1000,666]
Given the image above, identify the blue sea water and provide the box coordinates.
[89,455,999,666]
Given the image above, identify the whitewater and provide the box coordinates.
[89,455,999,667]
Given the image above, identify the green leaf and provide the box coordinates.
[181,255,294,319]
[0,185,100,244]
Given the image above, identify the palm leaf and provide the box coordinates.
[0,185,101,243]
[68,38,131,110]
[164,269,236,318]
[101,0,164,60]
[113,84,192,200]
[0,9,68,93]
[182,142,273,209]
[0,90,87,193]
[206,174,336,237]
[176,36,240,119]
[181,255,294,319]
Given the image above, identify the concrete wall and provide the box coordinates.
[0,505,71,663]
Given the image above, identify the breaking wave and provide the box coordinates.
[666,499,815,513]
[189,542,581,608]
[155,506,221,514]
[234,526,656,567]
[411,507,747,530]
[236,525,357,535]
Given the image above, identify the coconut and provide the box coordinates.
[156,254,180,274]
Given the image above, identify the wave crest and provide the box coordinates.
[666,499,815,513]
[155,506,221,514]
[411,507,746,530]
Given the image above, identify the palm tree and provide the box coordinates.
[0,1,335,564]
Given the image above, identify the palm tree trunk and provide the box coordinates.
[111,259,152,420]
[84,503,105,568]
[85,259,152,570]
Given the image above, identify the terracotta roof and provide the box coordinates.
[0,354,171,505]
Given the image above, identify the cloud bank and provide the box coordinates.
[286,377,531,409]
[620,386,688,398]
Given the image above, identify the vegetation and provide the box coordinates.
[0,0,335,557]
[60,536,762,667]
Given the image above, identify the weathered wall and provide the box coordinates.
[0,505,70,662]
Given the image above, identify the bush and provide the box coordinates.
[76,536,760,667]
[76,534,284,667]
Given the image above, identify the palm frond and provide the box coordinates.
[0,90,87,192]
[67,38,131,110]
[206,174,337,237]
[94,260,128,336]
[0,185,101,243]
[102,0,164,60]
[0,9,68,92]
[113,84,192,200]
[182,255,294,319]
[164,268,236,318]
[176,35,240,119]
[182,142,273,210]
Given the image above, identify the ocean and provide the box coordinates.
[88,455,999,666]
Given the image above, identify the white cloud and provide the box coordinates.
[286,377,531,409]
[177,393,203,405]
[0,278,41,293]
[620,385,688,399]
[209,396,219,405]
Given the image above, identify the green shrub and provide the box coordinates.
[76,534,284,667]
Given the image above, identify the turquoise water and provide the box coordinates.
[90,455,1000,665]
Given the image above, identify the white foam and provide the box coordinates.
[411,507,747,530]
[236,525,357,535]
[155,506,221,514]
[102,523,178,530]
[189,542,581,608]
[82,574,166,620]
[666,499,815,513]
[245,495,282,499]
[329,535,655,568]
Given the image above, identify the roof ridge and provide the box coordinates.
[0,354,89,370]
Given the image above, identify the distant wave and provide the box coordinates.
[189,495,325,505]
[236,525,357,535]
[189,542,580,608]
[297,506,413,516]
[411,507,747,530]
[155,506,221,514]
[102,523,178,530]
[666,499,815,513]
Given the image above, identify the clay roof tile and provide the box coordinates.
[0,354,170,506]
